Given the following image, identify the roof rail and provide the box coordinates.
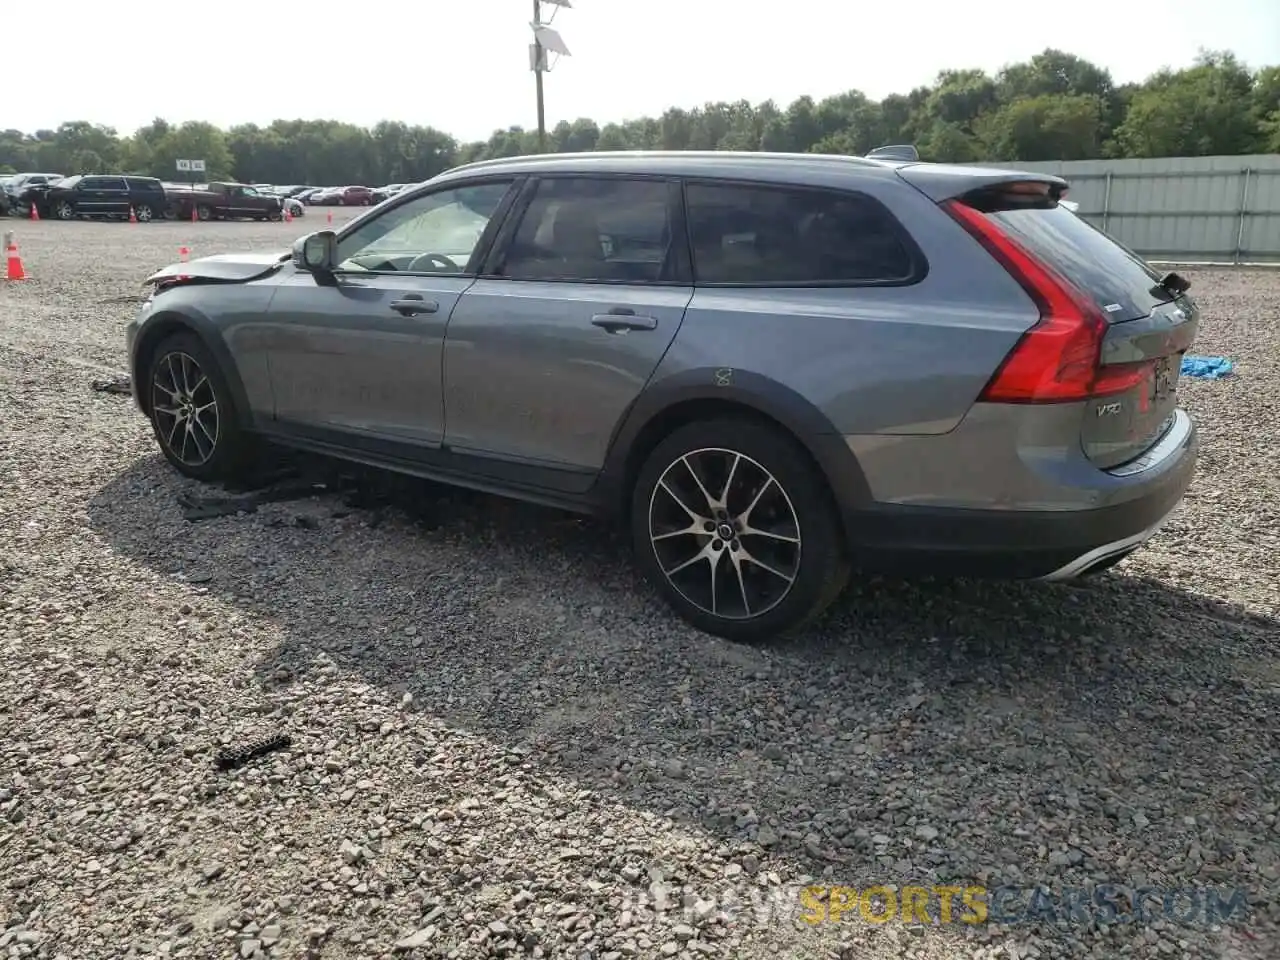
[448,149,889,174]
[865,144,920,162]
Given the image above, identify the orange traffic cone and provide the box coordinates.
[29,202,39,222]
[6,240,27,281]
[191,205,198,224]
[326,210,333,225]
[129,206,138,224]
[179,246,190,262]
[284,207,293,223]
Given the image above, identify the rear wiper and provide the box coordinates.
[1152,271,1191,298]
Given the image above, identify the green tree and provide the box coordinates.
[978,94,1105,161]
[1111,50,1259,157]
[150,121,235,180]
[1,48,1276,183]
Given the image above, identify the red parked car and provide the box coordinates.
[313,186,373,206]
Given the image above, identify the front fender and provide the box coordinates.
[131,301,261,429]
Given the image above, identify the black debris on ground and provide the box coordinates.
[90,374,132,395]
[213,733,293,771]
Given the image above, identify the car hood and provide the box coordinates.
[145,251,290,285]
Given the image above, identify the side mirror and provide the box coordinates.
[292,231,337,272]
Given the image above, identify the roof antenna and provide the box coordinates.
[866,144,919,162]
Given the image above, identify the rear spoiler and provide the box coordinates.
[861,143,1070,205]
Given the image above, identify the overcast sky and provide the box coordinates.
[9,0,1279,142]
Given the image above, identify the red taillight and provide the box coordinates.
[943,198,1151,403]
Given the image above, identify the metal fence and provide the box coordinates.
[962,154,1280,265]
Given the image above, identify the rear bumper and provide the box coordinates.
[842,409,1197,579]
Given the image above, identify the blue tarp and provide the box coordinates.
[1181,355,1234,379]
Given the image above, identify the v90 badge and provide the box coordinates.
[1097,401,1123,417]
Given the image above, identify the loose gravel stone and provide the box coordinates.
[0,221,1276,960]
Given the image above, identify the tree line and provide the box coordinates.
[2,49,1277,187]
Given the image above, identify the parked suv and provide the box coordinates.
[44,175,168,221]
[124,150,1199,642]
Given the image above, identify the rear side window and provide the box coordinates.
[500,177,677,283]
[126,177,162,192]
[983,204,1169,320]
[83,177,127,190]
[684,182,917,285]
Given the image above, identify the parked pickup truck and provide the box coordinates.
[167,182,285,222]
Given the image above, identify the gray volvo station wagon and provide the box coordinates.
[126,148,1199,643]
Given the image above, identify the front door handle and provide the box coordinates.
[591,310,658,333]
[390,295,439,316]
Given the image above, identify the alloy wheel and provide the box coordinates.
[56,202,74,220]
[647,448,802,620]
[136,204,153,222]
[151,351,219,467]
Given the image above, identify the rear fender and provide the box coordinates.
[595,368,872,534]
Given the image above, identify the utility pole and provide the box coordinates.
[533,0,547,153]
[528,0,571,156]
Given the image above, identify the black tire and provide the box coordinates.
[630,417,850,643]
[55,201,75,220]
[135,203,154,223]
[196,204,212,222]
[144,331,253,484]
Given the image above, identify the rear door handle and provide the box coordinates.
[390,295,439,316]
[591,311,658,333]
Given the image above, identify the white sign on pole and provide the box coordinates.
[190,159,207,173]
[175,159,192,171]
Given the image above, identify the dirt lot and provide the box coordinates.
[1,218,1277,960]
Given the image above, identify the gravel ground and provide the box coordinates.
[0,218,1277,960]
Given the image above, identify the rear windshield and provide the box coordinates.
[987,204,1170,321]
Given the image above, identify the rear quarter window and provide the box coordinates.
[684,181,921,285]
[986,205,1170,320]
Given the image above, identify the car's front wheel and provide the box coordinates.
[631,417,850,643]
[145,331,251,483]
[55,201,75,220]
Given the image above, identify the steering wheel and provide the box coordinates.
[406,252,460,273]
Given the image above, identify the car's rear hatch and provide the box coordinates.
[980,200,1198,468]
[900,165,1199,471]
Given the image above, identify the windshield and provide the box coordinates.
[56,175,82,189]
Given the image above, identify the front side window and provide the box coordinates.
[685,182,916,285]
[335,180,513,275]
[83,176,127,191]
[499,177,676,283]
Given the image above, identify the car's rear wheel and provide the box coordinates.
[631,418,850,643]
[145,331,251,483]
[135,203,154,222]
[196,204,212,222]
